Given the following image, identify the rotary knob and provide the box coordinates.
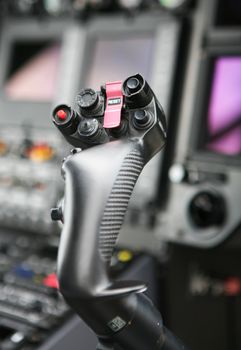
[189,191,226,228]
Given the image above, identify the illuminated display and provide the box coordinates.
[5,41,61,102]
[205,57,241,156]
[85,36,154,90]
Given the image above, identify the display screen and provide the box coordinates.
[85,36,154,89]
[5,41,61,102]
[204,57,241,156]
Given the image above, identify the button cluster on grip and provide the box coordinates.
[99,149,144,264]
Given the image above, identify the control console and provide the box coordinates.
[155,0,241,249]
[0,229,69,349]
[0,125,64,234]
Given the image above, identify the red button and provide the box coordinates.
[56,109,67,121]
[43,273,59,289]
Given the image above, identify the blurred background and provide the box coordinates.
[0,0,240,349]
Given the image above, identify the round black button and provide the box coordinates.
[133,110,153,129]
[76,89,99,110]
[126,77,140,93]
[78,119,98,137]
[134,110,149,125]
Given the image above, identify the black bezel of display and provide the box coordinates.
[189,46,241,167]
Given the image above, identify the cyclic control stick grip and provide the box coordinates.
[52,74,188,350]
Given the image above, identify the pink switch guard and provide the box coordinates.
[103,81,123,128]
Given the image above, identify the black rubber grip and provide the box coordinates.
[99,149,144,264]
[162,327,188,350]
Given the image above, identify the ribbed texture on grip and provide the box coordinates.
[99,149,144,264]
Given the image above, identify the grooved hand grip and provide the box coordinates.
[57,140,146,298]
[99,149,144,264]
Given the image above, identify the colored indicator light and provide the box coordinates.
[158,0,188,9]
[43,273,59,289]
[34,275,44,284]
[224,277,241,296]
[14,264,34,279]
[117,250,133,263]
[0,141,7,156]
[26,143,54,162]
[56,109,68,121]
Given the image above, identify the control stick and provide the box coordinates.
[51,74,188,350]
